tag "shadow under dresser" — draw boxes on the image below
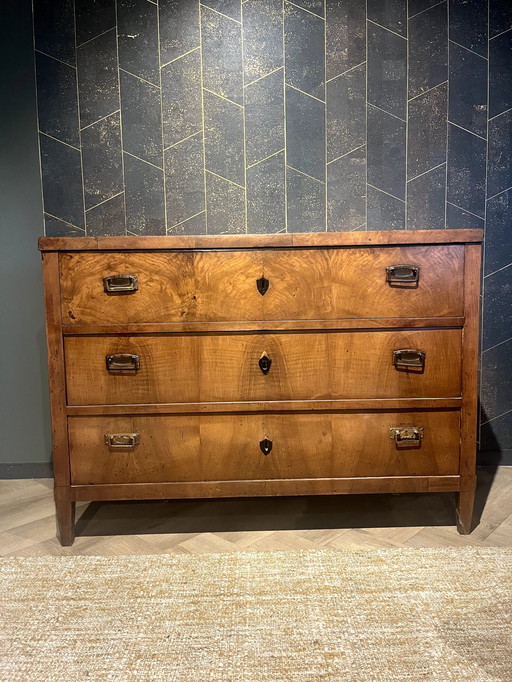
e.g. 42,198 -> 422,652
39,229 -> 483,545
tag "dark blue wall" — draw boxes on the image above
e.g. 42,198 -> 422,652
0,1 -> 51,475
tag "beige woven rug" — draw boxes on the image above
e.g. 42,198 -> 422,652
1,548 -> 511,681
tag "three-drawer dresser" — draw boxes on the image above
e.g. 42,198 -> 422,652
39,229 -> 483,545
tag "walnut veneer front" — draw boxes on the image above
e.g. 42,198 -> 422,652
40,230 -> 483,545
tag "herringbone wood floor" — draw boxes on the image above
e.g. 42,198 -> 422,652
1,467 -> 511,556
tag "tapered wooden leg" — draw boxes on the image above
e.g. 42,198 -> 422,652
456,488 -> 475,535
54,487 -> 76,546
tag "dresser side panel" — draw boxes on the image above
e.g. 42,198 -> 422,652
41,251 -> 70,486
460,242 -> 482,486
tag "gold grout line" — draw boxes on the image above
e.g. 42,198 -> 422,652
286,164 -> 325,184
367,101 -> 406,123
323,0 -> 327,231
449,38 -> 488,61
206,168 -> 245,189
39,130 -> 80,151
31,13 -> 47,234
44,212 -> 85,231
200,3 -> 241,25
72,0 -> 87,234
481,335 -> 512,354
282,0 -> 288,232
199,3 -> 208,233
169,210 -> 206,229
35,48 -> 75,69
483,262 -> 512,279
448,119 -> 487,141
489,25 -> 512,41
327,144 -> 366,166
405,0 -> 409,229
245,66 -> 284,88
365,0 -> 369,231
480,407 -> 512,426
119,67 -> 160,89
285,0 -> 325,21
114,2 -> 128,235
444,0 -> 449,228
156,0 -> 169,235
325,60 -> 366,84
486,184 -> 512,202
408,80 -> 447,103
350,222 -> 366,231
478,0 -> 490,440
286,83 -> 325,103
246,148 -> 285,169
160,46 -> 201,69
367,18 -> 407,40
367,183 -> 406,203
241,0 -> 248,233
164,130 -> 203,151
446,201 -> 484,221
123,149 -> 164,170
408,0 -> 446,21
203,87 -> 243,108
85,191 -> 124,213
80,109 -> 120,131
488,106 -> 512,121
76,26 -> 117,49
407,162 -> 447,184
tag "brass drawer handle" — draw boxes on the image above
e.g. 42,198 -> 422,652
386,264 -> 420,283
259,352 -> 272,375
104,433 -> 140,448
260,438 -> 272,455
393,349 -> 425,370
106,353 -> 140,371
256,276 -> 269,296
103,274 -> 138,292
389,427 -> 424,447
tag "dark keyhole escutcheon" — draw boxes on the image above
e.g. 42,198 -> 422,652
260,439 -> 273,456
256,276 -> 269,296
259,353 -> 272,375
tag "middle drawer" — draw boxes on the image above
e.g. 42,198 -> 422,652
65,329 -> 461,405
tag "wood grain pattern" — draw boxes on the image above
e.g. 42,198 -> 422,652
68,411 -> 461,485
66,398 -> 463,416
38,228 -> 484,252
39,231 -> 483,544
62,318 -> 465,334
41,253 -> 70,487
60,246 -> 464,325
70,475 -> 462,501
457,243 -> 483,533
64,329 -> 463,405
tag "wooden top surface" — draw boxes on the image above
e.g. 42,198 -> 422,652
39,229 -> 483,252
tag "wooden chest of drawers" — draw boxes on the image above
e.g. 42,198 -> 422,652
39,230 -> 482,545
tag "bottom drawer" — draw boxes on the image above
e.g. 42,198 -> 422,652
69,411 -> 460,485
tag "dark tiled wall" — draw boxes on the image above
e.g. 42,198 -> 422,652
33,0 -> 511,452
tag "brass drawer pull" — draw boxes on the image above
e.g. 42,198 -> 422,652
386,264 -> 420,283
103,274 -> 138,292
389,427 -> 424,447
104,433 -> 140,448
106,353 -> 140,371
393,349 -> 425,370
256,276 -> 269,296
258,352 -> 272,375
260,438 -> 273,455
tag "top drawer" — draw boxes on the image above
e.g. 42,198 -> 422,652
59,245 -> 464,325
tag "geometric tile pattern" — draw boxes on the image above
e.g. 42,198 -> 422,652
33,0 -> 512,450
